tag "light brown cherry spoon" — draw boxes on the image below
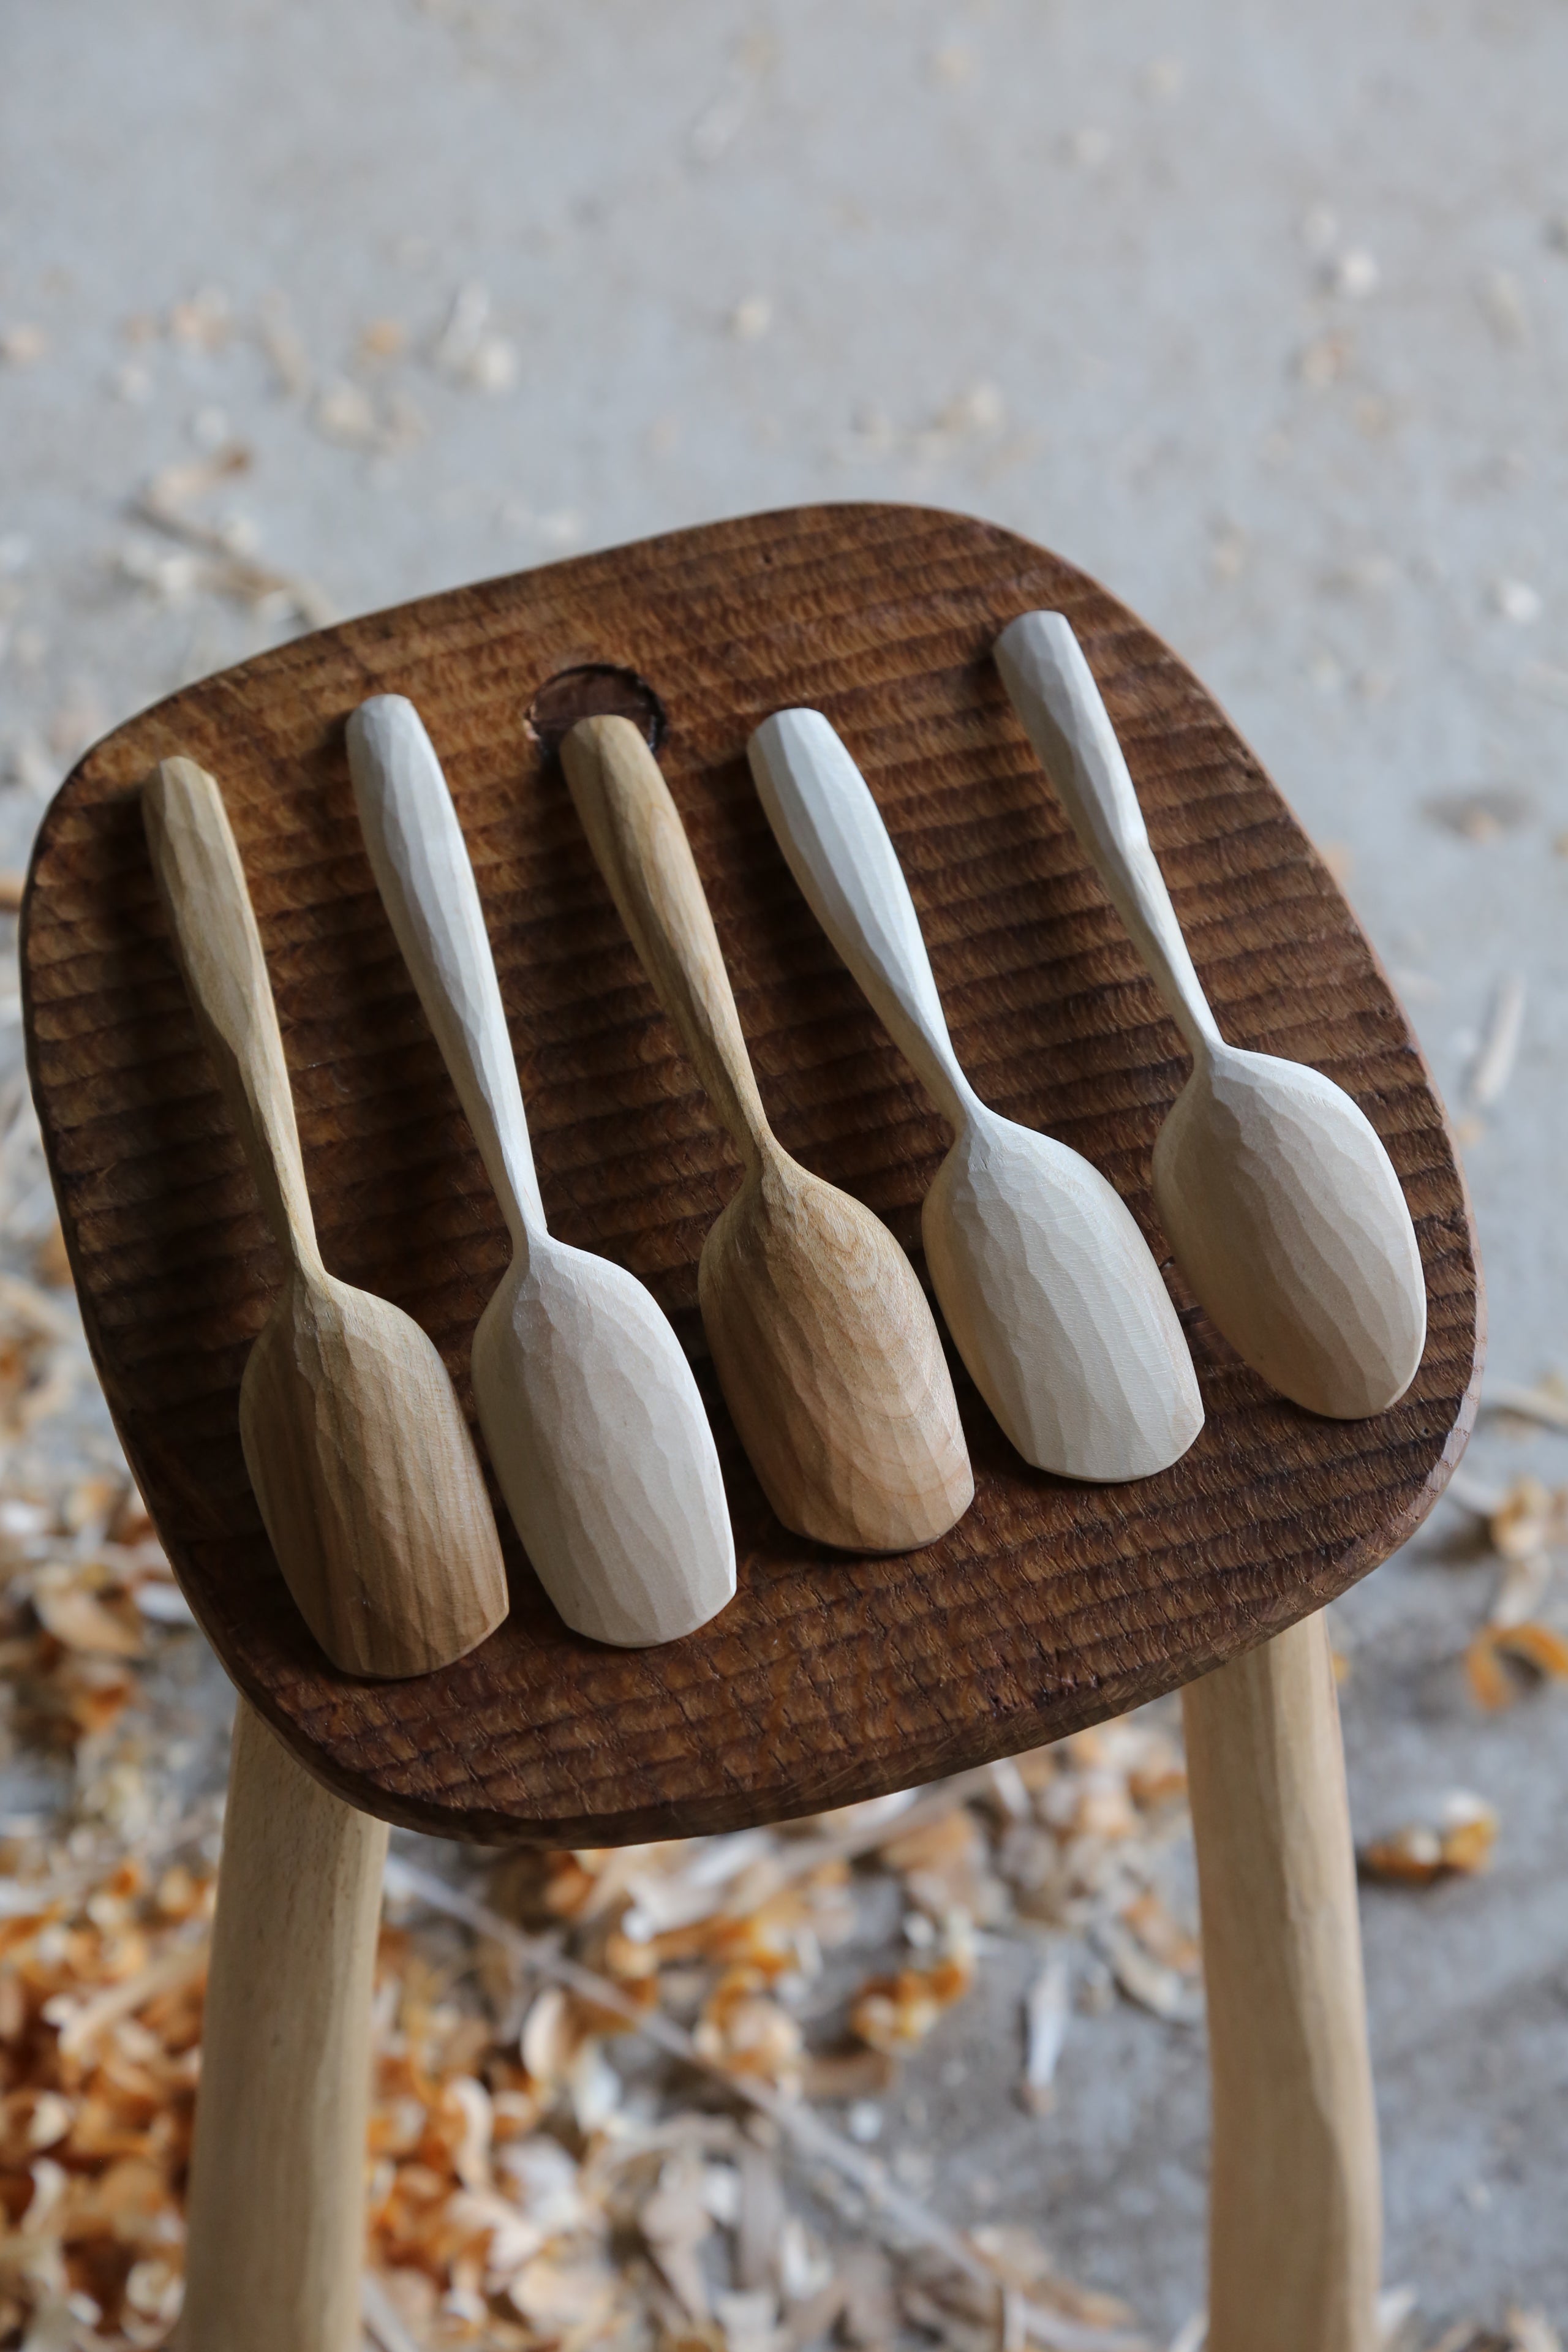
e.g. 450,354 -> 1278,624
562,715 -> 973,1553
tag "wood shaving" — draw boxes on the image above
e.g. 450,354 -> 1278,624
1485,1376 -> 1568,1436
0,326 -> 49,369
1425,2319 -> 1563,2352
1423,787 -> 1535,842
121,506 -> 334,630
1442,1472 -> 1568,1708
1485,1474 -> 1568,1564
1469,974 -> 1526,1109
166,288 -> 232,350
256,293 -> 312,401
1478,270 -> 1530,348
432,284 -> 517,393
850,1931 -> 976,2054
1465,1619 -> 1568,1711
1020,1950 -> 1070,2114
1359,1794 -> 1499,1886
386,1861 -> 1148,2352
360,318 -> 409,363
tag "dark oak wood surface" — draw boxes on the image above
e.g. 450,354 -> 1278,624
21,504 -> 1482,1845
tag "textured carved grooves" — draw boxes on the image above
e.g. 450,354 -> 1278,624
21,504 -> 1481,1845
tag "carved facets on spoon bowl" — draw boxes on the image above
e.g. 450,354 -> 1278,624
473,1239 -> 736,1648
923,1110 -> 1205,1481
698,1147 -> 974,1552
1152,1044 -> 1427,1419
239,1267 -> 507,1679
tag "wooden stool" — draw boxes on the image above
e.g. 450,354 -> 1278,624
22,506 -> 1479,2351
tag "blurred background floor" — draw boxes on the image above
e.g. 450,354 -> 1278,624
2,1 -> 1567,2340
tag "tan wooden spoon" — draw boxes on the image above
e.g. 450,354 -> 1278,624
995,610 -> 1427,1417
141,756 -> 508,1677
561,714 -> 974,1553
347,695 -> 736,1648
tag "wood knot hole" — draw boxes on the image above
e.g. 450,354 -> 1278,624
525,664 -> 667,756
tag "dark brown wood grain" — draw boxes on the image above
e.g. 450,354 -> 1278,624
21,503 -> 1482,1845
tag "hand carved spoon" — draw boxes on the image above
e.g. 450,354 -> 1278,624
561,714 -> 973,1552
142,756 -> 508,1678
748,710 -> 1204,1482
994,609 -> 1426,1417
347,696 -> 736,1647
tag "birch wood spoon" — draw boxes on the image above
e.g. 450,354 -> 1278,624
748,710 -> 1204,1482
561,714 -> 973,1553
141,756 -> 508,1678
347,695 -> 736,1648
995,609 -> 1427,1418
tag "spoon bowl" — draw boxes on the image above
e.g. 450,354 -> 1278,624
473,1239 -> 736,1646
701,1144 -> 973,1551
241,1264 -> 507,1674
1153,1042 -> 1426,1419
925,1107 -> 1205,1480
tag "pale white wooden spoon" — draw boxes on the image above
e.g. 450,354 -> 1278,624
347,695 -> 736,1647
748,710 -> 1204,1483
994,610 -> 1427,1419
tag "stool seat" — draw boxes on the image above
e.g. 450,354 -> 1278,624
21,503 -> 1479,1844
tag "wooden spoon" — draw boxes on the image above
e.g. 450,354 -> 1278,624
994,609 -> 1427,1418
748,710 -> 1204,1482
560,714 -> 974,1553
346,695 -> 736,1648
141,756 -> 508,1678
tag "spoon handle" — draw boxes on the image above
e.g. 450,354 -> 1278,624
747,709 -> 973,1129
142,758 -> 323,1274
562,717 -> 771,1169
347,696 -> 546,1250
995,612 -> 1223,1058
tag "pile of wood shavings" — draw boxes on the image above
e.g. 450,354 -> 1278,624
0,1714 -> 1193,2349
0,1025 -> 1187,2346
1442,1466 -> 1568,1713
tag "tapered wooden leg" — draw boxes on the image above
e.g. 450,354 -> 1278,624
177,1700 -> 389,2352
1182,1613 -> 1381,2352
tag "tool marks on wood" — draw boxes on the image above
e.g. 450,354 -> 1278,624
698,1148 -> 974,1553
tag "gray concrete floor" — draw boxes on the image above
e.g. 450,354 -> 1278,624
4,0 -> 1568,2335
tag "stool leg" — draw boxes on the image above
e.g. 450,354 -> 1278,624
176,1699 -> 389,2352
1182,1611 -> 1381,2352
